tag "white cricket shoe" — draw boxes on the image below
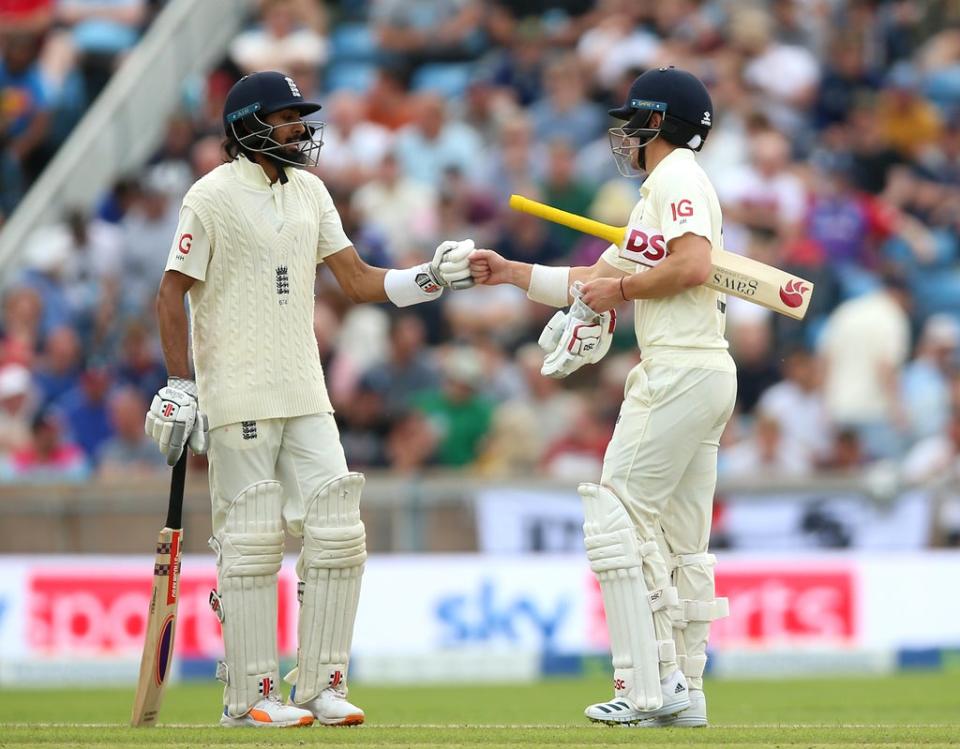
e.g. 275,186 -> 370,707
290,684 -> 365,726
219,695 -> 314,728
654,687 -> 707,727
584,670 -> 690,725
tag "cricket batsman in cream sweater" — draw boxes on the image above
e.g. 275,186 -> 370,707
470,67 -> 735,727
145,72 -> 474,728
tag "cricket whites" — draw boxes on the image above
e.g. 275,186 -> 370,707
509,194 -> 814,319
130,451 -> 188,727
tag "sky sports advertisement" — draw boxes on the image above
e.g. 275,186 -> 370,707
0,553 -> 957,684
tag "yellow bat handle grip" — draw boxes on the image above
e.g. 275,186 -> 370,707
508,194 -> 626,246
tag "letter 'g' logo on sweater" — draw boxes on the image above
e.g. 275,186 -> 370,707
178,234 -> 192,254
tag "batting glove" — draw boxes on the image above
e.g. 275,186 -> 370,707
429,239 -> 476,290
145,377 -> 208,465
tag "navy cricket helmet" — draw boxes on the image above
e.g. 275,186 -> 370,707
608,66 -> 713,176
222,71 -> 325,170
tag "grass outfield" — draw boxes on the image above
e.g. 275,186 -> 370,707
1,671 -> 959,748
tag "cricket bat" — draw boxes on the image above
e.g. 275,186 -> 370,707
509,194 -> 814,320
130,451 -> 188,727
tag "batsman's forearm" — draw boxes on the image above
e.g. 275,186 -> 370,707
622,253 -> 707,300
156,291 -> 192,380
506,260 -> 533,290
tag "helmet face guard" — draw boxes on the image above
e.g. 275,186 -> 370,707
227,104 -> 325,169
608,99 -> 667,177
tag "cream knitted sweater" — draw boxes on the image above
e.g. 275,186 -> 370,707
180,160 -> 347,429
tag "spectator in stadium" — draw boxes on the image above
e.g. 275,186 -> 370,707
721,411 -> 811,477
120,168 -> 181,313
394,93 -> 482,188
902,406 -> 960,546
114,320 -> 166,403
876,63 -> 944,160
384,409 -> 438,473
901,314 -> 960,443
56,0 -> 147,99
0,410 -> 89,483
362,66 -> 416,132
230,0 -> 328,76
528,54 -> 605,149
350,150 -> 437,261
361,313 -> 440,415
56,363 -> 113,464
335,374 -> 391,469
317,91 -> 393,191
541,399 -> 610,480
97,386 -> 166,478
32,325 -> 83,407
414,346 -> 493,467
0,29 -> 52,213
819,274 -> 912,458
718,128 -> 807,246
0,363 -> 34,453
0,286 -> 42,366
756,347 -> 830,467
540,137 -> 594,253
372,0 -> 484,66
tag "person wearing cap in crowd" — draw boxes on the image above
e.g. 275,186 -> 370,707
144,70 -> 476,728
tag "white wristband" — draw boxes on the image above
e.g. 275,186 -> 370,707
384,264 -> 443,307
527,264 -> 571,308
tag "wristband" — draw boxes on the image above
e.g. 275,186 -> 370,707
384,264 -> 444,307
527,264 -> 571,308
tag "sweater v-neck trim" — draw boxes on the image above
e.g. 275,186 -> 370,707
230,157 -> 298,239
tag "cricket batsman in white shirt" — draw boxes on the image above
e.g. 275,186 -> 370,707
470,67 -> 735,727
144,71 -> 474,728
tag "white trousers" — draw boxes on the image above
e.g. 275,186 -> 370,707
208,412 -> 349,538
600,356 -> 736,688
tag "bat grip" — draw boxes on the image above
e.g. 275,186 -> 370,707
165,451 -> 188,530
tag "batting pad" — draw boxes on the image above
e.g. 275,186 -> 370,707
671,552 -> 728,688
210,480 -> 285,717
289,472 -> 367,704
580,483 -> 676,711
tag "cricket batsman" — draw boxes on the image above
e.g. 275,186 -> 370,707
145,71 -> 474,728
470,67 -> 735,726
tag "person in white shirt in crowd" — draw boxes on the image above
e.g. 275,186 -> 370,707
720,410 -> 811,478
901,314 -> 960,443
756,347 -> 831,466
229,0 -> 328,75
145,71 -> 474,729
818,274 -> 912,459
316,91 -> 393,191
394,93 -> 483,188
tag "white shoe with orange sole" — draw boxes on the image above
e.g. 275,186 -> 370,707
290,685 -> 365,726
219,695 -> 315,728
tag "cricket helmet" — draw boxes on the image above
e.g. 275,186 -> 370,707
608,66 -> 713,176
222,71 -> 325,170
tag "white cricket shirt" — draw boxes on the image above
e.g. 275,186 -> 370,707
164,156 -> 351,429
600,148 -> 732,366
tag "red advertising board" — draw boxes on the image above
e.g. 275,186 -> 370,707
587,565 -> 856,647
27,569 -> 296,657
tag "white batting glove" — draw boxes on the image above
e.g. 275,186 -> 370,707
540,285 -> 616,379
429,239 -> 476,290
144,377 -> 208,465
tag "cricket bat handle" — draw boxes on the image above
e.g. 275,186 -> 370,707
509,194 -> 626,246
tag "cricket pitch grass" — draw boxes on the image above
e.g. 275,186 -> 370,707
1,671 -> 958,748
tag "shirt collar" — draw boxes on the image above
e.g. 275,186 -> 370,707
639,148 -> 695,197
232,155 -> 275,188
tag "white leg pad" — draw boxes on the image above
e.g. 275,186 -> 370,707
671,551 -> 727,689
210,480 -> 285,717
580,483 -> 675,711
289,473 -> 367,704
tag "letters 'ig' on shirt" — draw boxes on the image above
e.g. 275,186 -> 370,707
164,156 -> 351,429
600,148 -> 731,363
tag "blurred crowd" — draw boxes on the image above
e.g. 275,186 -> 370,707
2,0 -> 960,542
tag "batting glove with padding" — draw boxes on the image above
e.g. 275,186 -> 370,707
429,239 -> 476,290
145,377 -> 209,465
539,284 -> 616,379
